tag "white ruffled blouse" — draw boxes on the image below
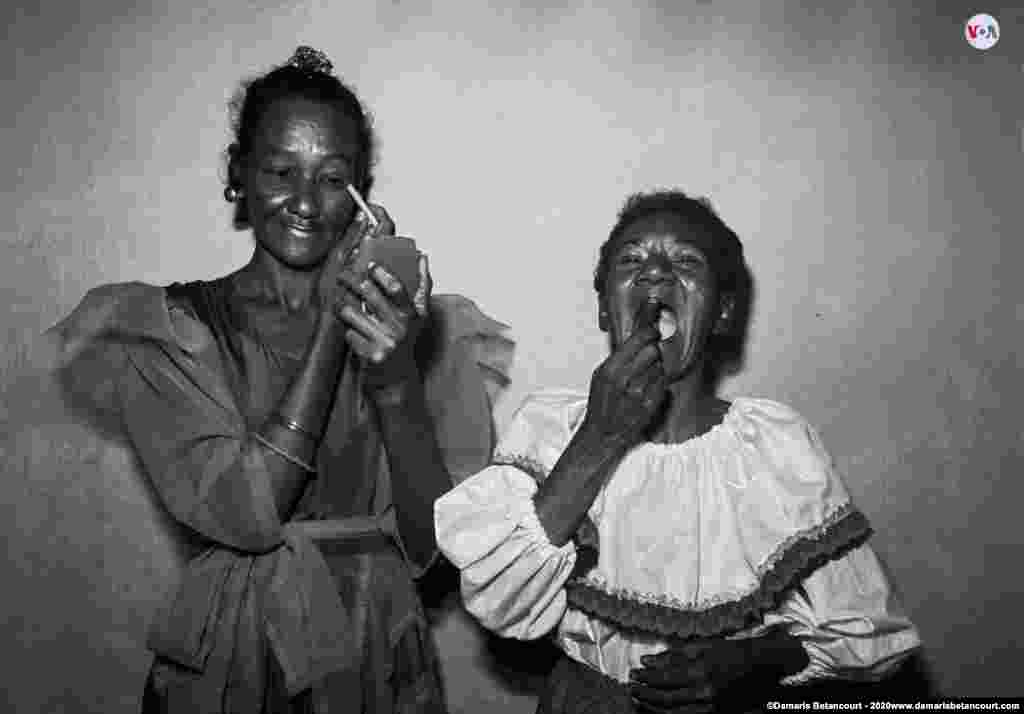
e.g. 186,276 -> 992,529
435,391 -> 920,685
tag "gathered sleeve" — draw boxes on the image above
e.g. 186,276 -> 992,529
737,401 -> 922,684
50,282 -> 283,553
421,294 -> 515,485
765,542 -> 921,684
435,392 -> 587,639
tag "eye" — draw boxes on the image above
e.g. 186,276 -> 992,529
261,165 -> 293,179
672,254 -> 704,268
320,174 -> 347,187
616,253 -> 643,266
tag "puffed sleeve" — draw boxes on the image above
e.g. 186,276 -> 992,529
765,542 -> 921,684
434,391 -> 587,639
51,283 -> 284,553
741,401 -> 922,683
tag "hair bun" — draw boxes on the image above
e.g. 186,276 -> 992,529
287,46 -> 334,76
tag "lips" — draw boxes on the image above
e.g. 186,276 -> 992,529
283,219 -> 319,235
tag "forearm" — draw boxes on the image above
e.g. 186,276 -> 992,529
370,374 -> 452,569
532,425 -> 630,547
256,310 -> 348,520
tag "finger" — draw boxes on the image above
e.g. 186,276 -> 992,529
337,211 -> 374,264
337,304 -> 397,357
632,700 -> 713,714
607,324 -> 661,370
639,650 -> 674,668
639,644 -> 707,669
413,254 -> 431,317
614,344 -> 662,393
641,369 -> 670,408
343,328 -> 388,364
369,262 -> 413,312
366,204 -> 396,237
338,270 -> 405,332
630,682 -> 713,706
630,663 -> 703,689
627,344 -> 664,381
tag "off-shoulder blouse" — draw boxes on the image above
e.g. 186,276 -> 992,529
435,390 -> 920,686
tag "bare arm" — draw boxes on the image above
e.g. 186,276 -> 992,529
335,227 -> 452,571
533,324 -> 667,547
254,309 -> 349,520
369,376 -> 453,569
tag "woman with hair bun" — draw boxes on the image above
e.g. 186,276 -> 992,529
47,46 -> 512,713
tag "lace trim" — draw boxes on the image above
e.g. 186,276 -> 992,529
565,504 -> 872,638
492,452 -> 549,484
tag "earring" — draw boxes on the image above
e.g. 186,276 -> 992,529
223,185 -> 243,203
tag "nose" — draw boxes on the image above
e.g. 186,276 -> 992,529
635,253 -> 673,286
286,176 -> 319,219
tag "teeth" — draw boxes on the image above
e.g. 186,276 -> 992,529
657,309 -> 678,341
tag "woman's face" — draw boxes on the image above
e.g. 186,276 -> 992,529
602,212 -> 722,381
240,96 -> 361,270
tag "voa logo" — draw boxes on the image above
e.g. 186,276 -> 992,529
965,13 -> 999,50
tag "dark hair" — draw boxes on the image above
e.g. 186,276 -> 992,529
224,46 -> 377,229
595,189 -> 754,377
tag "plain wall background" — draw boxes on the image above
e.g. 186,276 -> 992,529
1,1 -> 1021,711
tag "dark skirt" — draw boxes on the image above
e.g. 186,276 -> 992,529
536,653 -> 771,714
536,655 -> 635,714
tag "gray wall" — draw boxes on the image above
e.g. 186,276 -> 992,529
1,1 -> 1020,711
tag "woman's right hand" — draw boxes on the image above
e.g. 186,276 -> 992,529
580,325 -> 668,447
317,204 -> 396,319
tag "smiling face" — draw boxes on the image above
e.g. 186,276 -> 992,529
601,211 -> 727,381
237,96 -> 361,270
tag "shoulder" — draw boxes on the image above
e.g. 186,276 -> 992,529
728,397 -> 812,432
725,396 -> 853,504
510,389 -> 589,438
55,281 -> 213,354
726,397 -> 831,455
493,389 -> 588,479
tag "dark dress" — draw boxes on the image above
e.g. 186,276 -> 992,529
50,278 -> 512,714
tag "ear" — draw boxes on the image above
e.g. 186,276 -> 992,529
355,154 -> 373,198
227,143 -> 244,189
598,296 -> 610,333
712,293 -> 736,336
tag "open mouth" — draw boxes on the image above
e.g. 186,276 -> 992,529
635,300 -> 679,342
656,306 -> 678,342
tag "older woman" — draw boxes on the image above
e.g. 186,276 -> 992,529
48,47 -> 511,713
435,190 -> 920,713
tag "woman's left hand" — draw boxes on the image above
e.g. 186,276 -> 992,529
628,638 -> 760,713
336,236 -> 432,392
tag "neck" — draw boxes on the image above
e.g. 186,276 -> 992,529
648,362 -> 723,444
233,248 -> 321,313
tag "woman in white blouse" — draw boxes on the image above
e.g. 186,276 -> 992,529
435,190 -> 920,713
